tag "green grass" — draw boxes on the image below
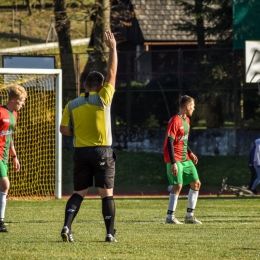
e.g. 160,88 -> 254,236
1,197 -> 260,259
0,2 -> 93,49
0,0 -> 94,6
62,150 -> 250,196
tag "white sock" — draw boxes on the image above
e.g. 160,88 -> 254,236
187,189 -> 199,217
167,193 -> 179,218
0,191 -> 7,220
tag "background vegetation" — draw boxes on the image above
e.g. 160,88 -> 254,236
0,0 -> 93,48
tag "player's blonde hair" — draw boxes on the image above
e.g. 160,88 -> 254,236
8,85 -> 28,100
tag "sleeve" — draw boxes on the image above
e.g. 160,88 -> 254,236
255,145 -> 260,166
166,116 -> 179,140
98,82 -> 115,105
60,103 -> 71,126
167,137 -> 176,164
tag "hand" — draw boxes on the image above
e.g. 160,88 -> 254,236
13,157 -> 20,171
104,31 -> 116,49
171,163 -> 178,176
190,153 -> 198,165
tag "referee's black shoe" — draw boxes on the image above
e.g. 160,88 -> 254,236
61,226 -> 75,242
105,229 -> 117,242
105,234 -> 117,242
0,221 -> 8,232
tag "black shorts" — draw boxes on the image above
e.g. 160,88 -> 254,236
73,146 -> 116,191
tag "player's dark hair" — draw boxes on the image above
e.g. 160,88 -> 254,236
179,95 -> 194,108
85,71 -> 104,89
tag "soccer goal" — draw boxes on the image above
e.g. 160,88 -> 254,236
0,68 -> 62,199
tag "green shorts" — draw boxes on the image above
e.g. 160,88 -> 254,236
166,160 -> 199,186
0,160 -> 8,178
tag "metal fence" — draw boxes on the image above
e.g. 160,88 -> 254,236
1,48 -> 259,130
113,48 -> 259,130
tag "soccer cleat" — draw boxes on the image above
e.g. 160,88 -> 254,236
61,226 -> 75,242
184,216 -> 202,224
165,217 -> 183,224
105,234 -> 117,242
0,221 -> 8,232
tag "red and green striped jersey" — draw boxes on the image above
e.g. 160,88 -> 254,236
0,106 -> 17,162
163,114 -> 191,163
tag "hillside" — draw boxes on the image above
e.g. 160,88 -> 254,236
0,0 -> 93,51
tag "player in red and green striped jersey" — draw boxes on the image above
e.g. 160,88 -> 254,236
0,85 -> 27,232
163,95 -> 202,224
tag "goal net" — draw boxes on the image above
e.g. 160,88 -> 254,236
0,68 -> 62,199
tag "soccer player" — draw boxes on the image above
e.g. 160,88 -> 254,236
248,141 -> 258,194
59,30 -> 118,242
163,95 -> 202,224
0,85 -> 27,232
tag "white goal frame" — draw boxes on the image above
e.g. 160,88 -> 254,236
0,68 -> 62,199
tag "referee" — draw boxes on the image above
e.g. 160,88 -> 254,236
60,31 -> 118,242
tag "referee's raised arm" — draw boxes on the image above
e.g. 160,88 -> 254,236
104,31 -> 118,88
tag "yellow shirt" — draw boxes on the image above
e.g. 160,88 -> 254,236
60,82 -> 115,147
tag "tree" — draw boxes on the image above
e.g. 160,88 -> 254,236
25,0 -> 33,16
80,0 -> 132,84
174,0 -> 233,48
172,0 -> 234,128
54,0 -> 76,103
174,0 -> 209,49
90,0 -> 111,76
206,0 -> 232,47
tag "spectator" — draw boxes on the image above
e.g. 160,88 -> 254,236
248,142 -> 257,192
250,139 -> 260,195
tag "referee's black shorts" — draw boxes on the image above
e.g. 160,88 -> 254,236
73,146 -> 116,191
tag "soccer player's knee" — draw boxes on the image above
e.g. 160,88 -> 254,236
194,180 -> 201,190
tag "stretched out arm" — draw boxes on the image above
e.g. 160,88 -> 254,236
104,31 -> 118,87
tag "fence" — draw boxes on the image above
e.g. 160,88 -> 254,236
63,128 -> 260,156
1,49 -> 259,130
113,48 -> 259,130
62,48 -> 258,131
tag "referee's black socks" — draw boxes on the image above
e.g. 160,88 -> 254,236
102,196 -> 115,236
63,193 -> 83,230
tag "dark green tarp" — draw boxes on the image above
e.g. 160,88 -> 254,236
233,0 -> 260,49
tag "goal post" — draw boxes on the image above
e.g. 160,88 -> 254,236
0,68 -> 62,199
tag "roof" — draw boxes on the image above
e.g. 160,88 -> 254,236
131,0 -> 210,42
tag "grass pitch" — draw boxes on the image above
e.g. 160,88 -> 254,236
1,197 -> 260,260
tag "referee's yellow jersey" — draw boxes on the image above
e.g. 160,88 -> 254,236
60,82 -> 115,147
